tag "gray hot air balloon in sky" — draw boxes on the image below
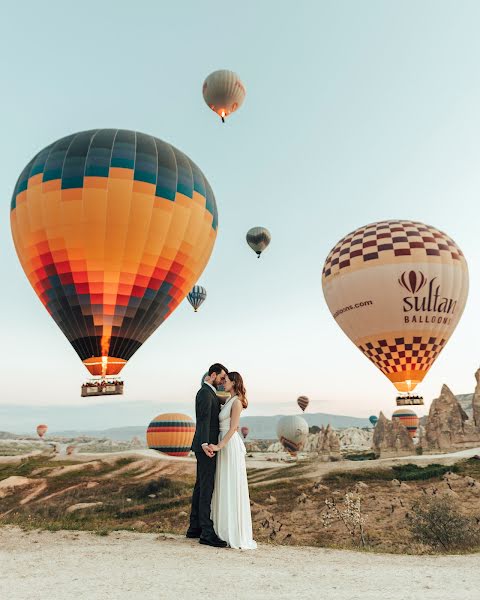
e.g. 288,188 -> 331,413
202,70 -> 246,123
276,415 -> 308,456
246,227 -> 271,258
187,285 -> 207,312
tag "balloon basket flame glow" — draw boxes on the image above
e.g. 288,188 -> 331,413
396,395 -> 424,406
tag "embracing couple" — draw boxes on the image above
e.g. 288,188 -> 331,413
187,363 -> 257,550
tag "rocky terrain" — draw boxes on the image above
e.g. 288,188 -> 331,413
372,412 -> 415,457
1,450 -> 479,553
424,383 -> 480,451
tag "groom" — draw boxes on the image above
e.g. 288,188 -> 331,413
187,363 -> 228,547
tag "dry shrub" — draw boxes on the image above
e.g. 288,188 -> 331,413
408,495 -> 480,551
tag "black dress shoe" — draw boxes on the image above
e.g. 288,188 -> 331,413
186,528 -> 202,538
199,534 -> 227,548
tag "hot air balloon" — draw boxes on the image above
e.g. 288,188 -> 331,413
297,396 -> 309,412
276,415 -> 308,456
322,220 -> 468,405
188,285 -> 207,312
392,408 -> 419,438
246,227 -> 271,258
10,130 -> 218,392
36,424 -> 48,439
369,415 -> 378,427
66,445 -> 75,455
202,70 -> 246,123
146,413 -> 195,457
241,426 -> 249,439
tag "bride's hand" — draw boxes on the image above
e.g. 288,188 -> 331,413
208,444 -> 220,452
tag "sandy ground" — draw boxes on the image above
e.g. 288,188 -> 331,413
0,527 -> 479,600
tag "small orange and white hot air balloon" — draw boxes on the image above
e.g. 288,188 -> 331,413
202,70 -> 246,123
322,220 -> 468,403
36,424 -> 48,439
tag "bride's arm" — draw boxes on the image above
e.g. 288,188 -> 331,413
211,400 -> 242,451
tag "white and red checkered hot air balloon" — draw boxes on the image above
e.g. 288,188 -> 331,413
322,220 -> 468,404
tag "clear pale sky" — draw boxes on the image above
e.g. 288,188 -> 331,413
1,1 -> 480,432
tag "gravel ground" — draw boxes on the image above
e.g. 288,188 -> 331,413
1,526 -> 479,600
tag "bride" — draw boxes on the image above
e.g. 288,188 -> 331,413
209,372 -> 257,550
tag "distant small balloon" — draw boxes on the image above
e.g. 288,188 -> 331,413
246,227 -> 271,258
369,415 -> 378,427
241,426 -> 249,439
297,396 -> 309,412
188,286 -> 207,312
36,424 -> 48,439
203,70 -> 246,123
66,445 -> 75,455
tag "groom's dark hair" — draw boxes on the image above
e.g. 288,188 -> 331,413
208,363 -> 228,376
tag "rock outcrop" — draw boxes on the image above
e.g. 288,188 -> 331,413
338,427 -> 373,449
473,369 -> 480,428
372,412 -> 415,457
267,426 -> 341,460
424,384 -> 480,452
316,425 -> 341,461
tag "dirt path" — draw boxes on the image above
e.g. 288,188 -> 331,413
1,527 -> 479,600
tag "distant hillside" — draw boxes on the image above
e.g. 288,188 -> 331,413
52,413 -> 371,441
238,413 -> 370,440
0,431 -> 23,440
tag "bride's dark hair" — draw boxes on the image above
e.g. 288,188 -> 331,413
228,372 -> 248,409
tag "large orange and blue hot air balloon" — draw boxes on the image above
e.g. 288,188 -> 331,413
146,413 -> 195,457
10,130 -> 218,379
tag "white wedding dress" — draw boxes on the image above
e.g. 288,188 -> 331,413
211,396 -> 257,550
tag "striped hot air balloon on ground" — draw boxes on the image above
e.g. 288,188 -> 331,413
202,70 -> 246,122
10,130 -> 218,383
146,413 -> 195,457
188,286 -> 207,312
392,409 -> 419,438
276,415 -> 308,456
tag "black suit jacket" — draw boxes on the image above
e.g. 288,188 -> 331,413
191,383 -> 220,452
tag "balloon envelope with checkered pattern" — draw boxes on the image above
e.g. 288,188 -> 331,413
322,220 -> 468,394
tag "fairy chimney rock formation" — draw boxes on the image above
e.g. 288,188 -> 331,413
424,384 -> 480,451
372,411 -> 415,457
317,425 -> 341,461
